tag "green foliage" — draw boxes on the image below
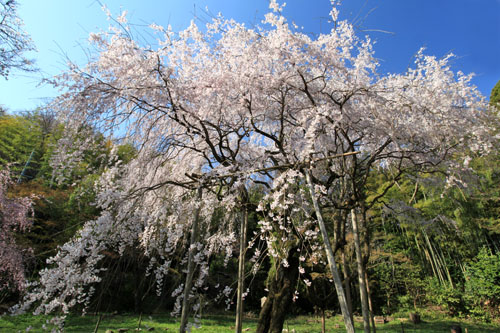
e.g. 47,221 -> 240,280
365,158 -> 500,319
115,143 -> 137,164
0,114 -> 41,176
468,155 -> 500,244
370,240 -> 427,314
490,79 -> 500,109
66,174 -> 100,223
0,111 -> 60,182
11,180 -> 91,275
425,278 -> 464,316
464,248 -> 500,320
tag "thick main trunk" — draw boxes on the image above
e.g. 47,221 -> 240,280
179,186 -> 203,333
352,209 -> 371,333
256,247 -> 300,333
305,170 -> 355,333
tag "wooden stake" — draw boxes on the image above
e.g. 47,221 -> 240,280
305,169 -> 355,333
179,185 -> 203,333
235,190 -> 248,333
93,313 -> 102,333
352,209 -> 371,333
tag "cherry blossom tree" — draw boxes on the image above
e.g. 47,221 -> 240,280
15,1 -> 498,333
0,0 -> 35,78
0,167 -> 33,299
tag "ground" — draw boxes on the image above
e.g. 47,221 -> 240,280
1,312 -> 499,332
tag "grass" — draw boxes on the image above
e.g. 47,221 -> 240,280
0,312 -> 499,332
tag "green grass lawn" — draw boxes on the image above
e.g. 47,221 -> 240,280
0,313 -> 499,332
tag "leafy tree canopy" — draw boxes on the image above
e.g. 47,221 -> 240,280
490,80 -> 500,109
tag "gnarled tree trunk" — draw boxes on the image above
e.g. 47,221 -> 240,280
256,246 -> 300,333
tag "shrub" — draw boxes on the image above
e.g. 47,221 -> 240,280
425,278 -> 464,316
464,248 -> 500,320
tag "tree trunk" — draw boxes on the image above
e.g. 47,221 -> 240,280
179,186 -> 203,333
351,209 -> 371,333
305,169 -> 355,333
365,271 -> 376,333
256,247 -> 300,333
341,249 -> 354,324
235,190 -> 248,333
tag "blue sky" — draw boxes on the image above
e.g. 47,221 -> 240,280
1,0 -> 499,112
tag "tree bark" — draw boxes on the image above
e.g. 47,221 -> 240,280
179,186 -> 203,333
256,247 -> 300,333
305,169 -> 355,333
352,208 -> 371,333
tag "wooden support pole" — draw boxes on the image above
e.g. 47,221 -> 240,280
235,190 -> 248,333
179,185 -> 203,333
305,169 -> 355,333
352,209 -> 371,333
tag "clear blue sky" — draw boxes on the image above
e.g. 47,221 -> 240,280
1,0 -> 499,112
